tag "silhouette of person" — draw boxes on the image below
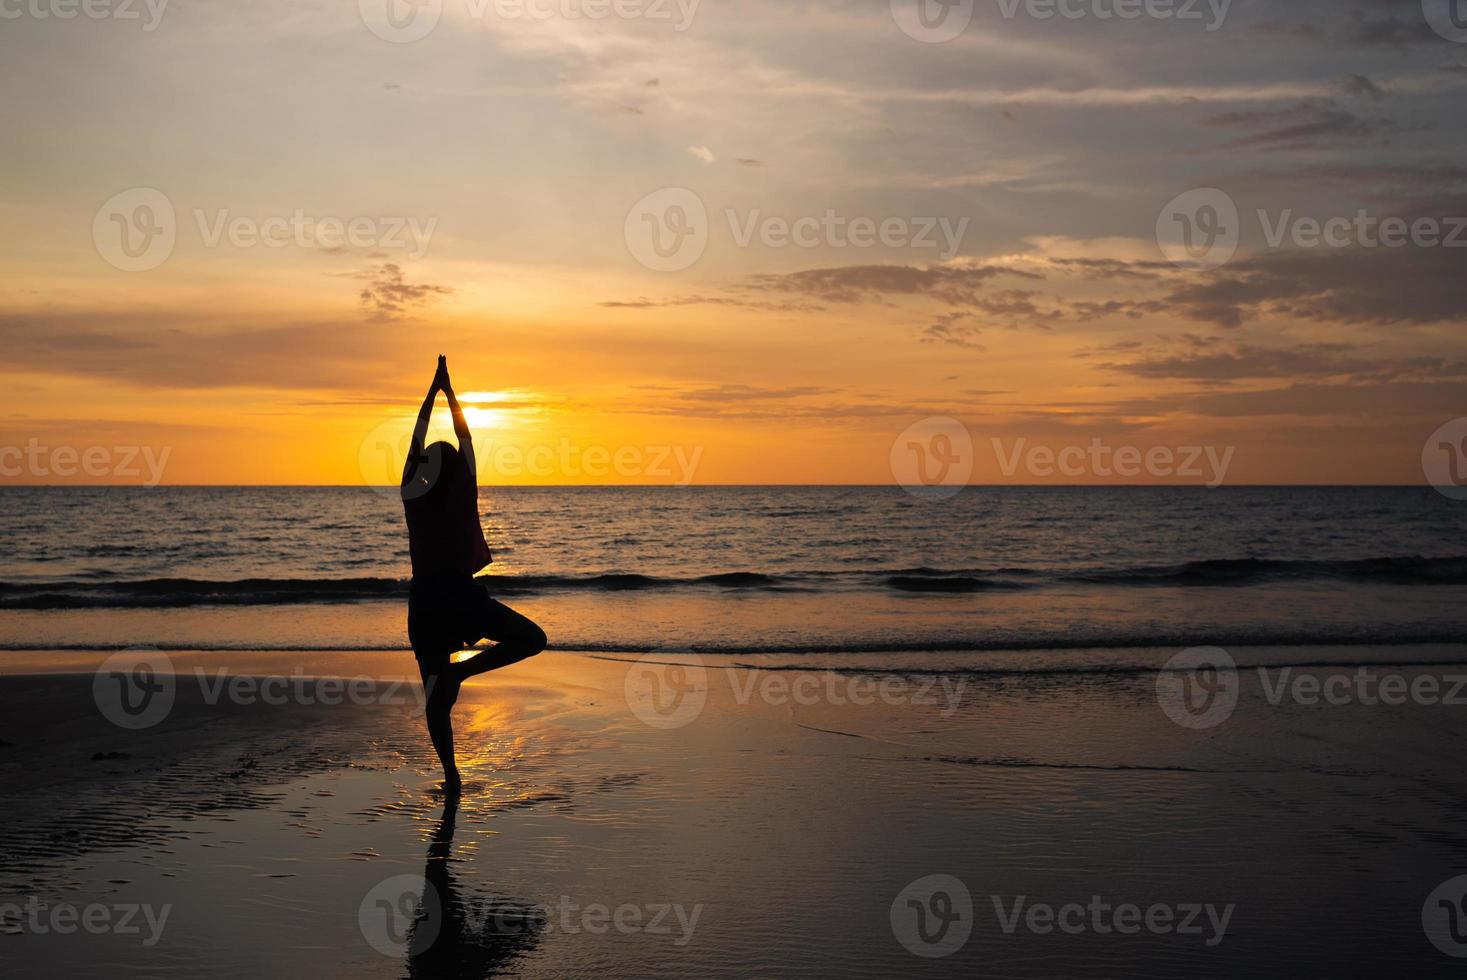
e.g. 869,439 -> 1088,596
403,355 -> 546,794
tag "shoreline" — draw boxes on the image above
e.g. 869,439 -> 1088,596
5,648 -> 1467,976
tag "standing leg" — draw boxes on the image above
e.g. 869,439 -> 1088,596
455,598 -> 547,682
417,658 -> 463,793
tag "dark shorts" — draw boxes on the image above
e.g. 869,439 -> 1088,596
408,574 -> 524,661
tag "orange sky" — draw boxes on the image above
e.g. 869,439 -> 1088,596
3,2 -> 1465,486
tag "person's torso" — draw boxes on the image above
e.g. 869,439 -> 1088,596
403,478 -> 492,578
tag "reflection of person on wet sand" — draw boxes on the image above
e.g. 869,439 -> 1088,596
408,796 -> 540,978
403,356 -> 547,794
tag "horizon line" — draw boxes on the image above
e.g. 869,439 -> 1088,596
0,483 -> 1445,490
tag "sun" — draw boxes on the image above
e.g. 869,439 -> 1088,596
462,406 -> 508,429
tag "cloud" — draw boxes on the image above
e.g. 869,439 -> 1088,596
349,263 -> 453,321
741,263 -> 1041,306
1098,342 -> 1376,382
1164,245 -> 1467,328
1179,381 -> 1467,419
1047,257 -> 1171,281
1200,100 -> 1398,150
673,384 -> 832,402
687,145 -> 716,165
598,295 -> 824,313
1334,73 -> 1387,100
1252,1 -> 1441,48
1228,164 -> 1467,195
0,314 -> 414,391
922,312 -> 984,349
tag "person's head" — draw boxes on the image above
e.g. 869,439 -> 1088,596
407,441 -> 468,505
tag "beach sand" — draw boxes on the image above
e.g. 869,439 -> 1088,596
3,646 -> 1467,977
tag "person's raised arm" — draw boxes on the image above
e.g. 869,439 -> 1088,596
401,356 -> 448,493
440,359 -> 477,483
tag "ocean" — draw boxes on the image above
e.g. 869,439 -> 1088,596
6,485 -> 1467,978
3,485 -> 1466,661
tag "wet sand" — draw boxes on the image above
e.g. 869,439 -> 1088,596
3,647 -> 1467,977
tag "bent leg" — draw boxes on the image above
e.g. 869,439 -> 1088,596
417,658 -> 462,791
455,598 -> 547,682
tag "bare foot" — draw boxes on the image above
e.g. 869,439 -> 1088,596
443,770 -> 463,796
